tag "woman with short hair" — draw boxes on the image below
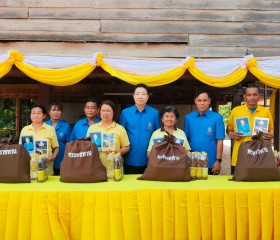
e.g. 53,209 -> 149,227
45,102 -> 71,176
147,105 -> 191,155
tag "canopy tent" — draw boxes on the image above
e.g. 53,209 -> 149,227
1,50 -> 280,88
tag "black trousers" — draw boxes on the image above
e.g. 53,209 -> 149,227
53,168 -> 60,176
231,166 -> 235,175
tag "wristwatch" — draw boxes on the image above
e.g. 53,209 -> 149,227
216,158 -> 222,163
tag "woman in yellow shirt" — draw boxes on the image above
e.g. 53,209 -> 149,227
19,103 -> 59,176
147,105 -> 191,154
87,100 -> 130,166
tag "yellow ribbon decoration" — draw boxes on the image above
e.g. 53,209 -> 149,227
0,50 -> 23,78
8,50 -> 23,64
96,53 -> 104,67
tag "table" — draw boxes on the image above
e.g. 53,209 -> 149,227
1,175 -> 280,240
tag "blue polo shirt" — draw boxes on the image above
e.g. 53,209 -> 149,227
70,117 -> 100,141
183,109 -> 225,168
45,119 -> 72,169
119,105 -> 160,166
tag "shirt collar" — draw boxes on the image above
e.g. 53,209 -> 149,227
46,119 -> 62,127
160,126 -> 177,132
195,109 -> 211,118
134,105 -> 147,113
82,117 -> 100,126
97,121 -> 116,129
27,123 -> 48,130
244,104 -> 260,112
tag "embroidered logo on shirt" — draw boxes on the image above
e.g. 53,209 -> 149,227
59,132 -> 64,139
147,122 -> 152,130
207,127 -> 212,135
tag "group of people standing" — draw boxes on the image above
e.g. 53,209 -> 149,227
19,83 -> 274,176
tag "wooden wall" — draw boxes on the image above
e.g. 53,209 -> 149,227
0,0 -> 280,58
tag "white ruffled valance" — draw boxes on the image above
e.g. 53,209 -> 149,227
0,50 -> 279,89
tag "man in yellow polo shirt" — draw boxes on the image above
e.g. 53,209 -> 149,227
226,85 -> 274,174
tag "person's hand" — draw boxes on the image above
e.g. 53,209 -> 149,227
212,161 -> 221,175
106,149 -> 114,154
228,131 -> 244,140
261,132 -> 274,140
46,156 -> 54,162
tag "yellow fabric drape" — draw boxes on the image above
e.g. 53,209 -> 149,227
15,61 -> 95,86
247,58 -> 280,88
188,58 -> 248,88
1,50 -> 280,89
0,61 -> 13,78
4,50 -> 96,86
1,175 -> 280,240
99,56 -> 191,87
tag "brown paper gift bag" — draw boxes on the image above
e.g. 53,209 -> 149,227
233,133 -> 280,181
138,133 -> 191,182
60,138 -> 107,183
0,137 -> 31,183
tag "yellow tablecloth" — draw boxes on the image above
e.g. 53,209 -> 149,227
1,175 -> 280,240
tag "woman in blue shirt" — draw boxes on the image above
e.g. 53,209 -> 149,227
45,102 -> 71,176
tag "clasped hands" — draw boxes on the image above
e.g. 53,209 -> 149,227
229,131 -> 273,140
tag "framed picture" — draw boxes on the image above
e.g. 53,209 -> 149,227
102,132 -> 115,152
153,137 -> 163,144
175,137 -> 185,145
35,139 -> 48,156
21,135 -> 35,154
235,117 -> 251,136
89,131 -> 102,151
253,117 -> 269,135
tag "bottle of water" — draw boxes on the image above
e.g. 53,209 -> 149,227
106,152 -> 115,181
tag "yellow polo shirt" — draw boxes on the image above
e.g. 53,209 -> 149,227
19,123 -> 59,175
227,104 -> 274,166
87,121 -> 130,166
147,128 -> 191,152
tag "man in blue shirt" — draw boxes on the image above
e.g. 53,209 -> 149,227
119,84 -> 160,174
45,102 -> 71,175
70,99 -> 100,141
184,91 -> 225,175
